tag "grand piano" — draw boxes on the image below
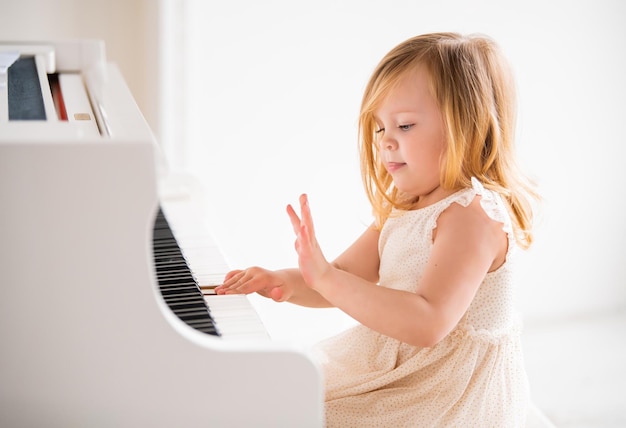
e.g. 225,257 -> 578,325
0,40 -> 323,427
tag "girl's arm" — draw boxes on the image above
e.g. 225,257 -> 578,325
219,267 -> 332,307
289,193 -> 507,348
215,217 -> 381,308
331,223 -> 380,284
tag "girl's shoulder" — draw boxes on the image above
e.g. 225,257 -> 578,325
461,178 -> 512,232
434,178 -> 513,272
386,178 -> 513,236
421,178 -> 514,241
433,179 -> 515,265
428,178 -> 511,227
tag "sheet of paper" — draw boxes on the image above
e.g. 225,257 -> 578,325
0,51 -> 19,88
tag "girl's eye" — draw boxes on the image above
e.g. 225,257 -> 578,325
375,128 -> 385,134
399,124 -> 414,131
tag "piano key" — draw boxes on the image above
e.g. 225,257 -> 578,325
155,202 -> 269,341
203,294 -> 270,339
153,208 -> 219,336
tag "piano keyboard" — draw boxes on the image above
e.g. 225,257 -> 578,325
153,203 -> 269,340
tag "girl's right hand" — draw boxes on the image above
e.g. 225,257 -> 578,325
215,267 -> 291,302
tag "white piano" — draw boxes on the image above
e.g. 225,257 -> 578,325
0,40 -> 323,427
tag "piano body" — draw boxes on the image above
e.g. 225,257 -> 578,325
0,40 -> 323,427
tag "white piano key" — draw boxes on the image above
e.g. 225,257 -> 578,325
204,295 -> 269,340
159,193 -> 269,340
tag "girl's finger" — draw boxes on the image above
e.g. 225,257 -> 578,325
222,270 -> 245,286
286,203 -> 302,235
216,270 -> 246,294
223,270 -> 243,282
269,286 -> 285,302
223,274 -> 252,294
299,194 -> 315,238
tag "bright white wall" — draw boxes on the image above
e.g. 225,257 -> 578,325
2,0 -> 624,341
180,0 -> 626,336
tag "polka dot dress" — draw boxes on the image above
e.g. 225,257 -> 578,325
314,179 -> 530,427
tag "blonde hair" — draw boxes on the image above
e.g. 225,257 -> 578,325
359,32 -> 538,249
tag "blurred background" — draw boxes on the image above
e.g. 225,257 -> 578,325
1,0 -> 624,426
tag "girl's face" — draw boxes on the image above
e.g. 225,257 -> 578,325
374,67 -> 448,207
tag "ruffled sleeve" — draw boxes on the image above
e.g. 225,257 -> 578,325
431,177 -> 513,238
470,177 -> 513,236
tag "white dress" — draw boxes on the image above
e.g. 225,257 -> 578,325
314,178 -> 530,427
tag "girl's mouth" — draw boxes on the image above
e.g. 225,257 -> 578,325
385,162 -> 406,173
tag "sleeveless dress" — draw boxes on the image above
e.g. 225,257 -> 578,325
314,178 -> 530,427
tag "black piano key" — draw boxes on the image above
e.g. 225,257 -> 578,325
156,279 -> 194,287
152,208 -> 220,336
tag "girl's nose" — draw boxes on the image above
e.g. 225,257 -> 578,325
380,134 -> 397,151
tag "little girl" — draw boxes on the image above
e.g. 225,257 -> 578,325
216,32 -> 538,427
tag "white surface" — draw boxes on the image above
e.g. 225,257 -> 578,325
0,41 -> 323,427
176,3 -> 626,425
522,309 -> 626,427
180,0 -> 626,326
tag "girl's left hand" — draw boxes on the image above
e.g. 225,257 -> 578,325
286,194 -> 332,289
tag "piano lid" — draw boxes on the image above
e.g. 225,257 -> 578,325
0,40 -> 153,144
